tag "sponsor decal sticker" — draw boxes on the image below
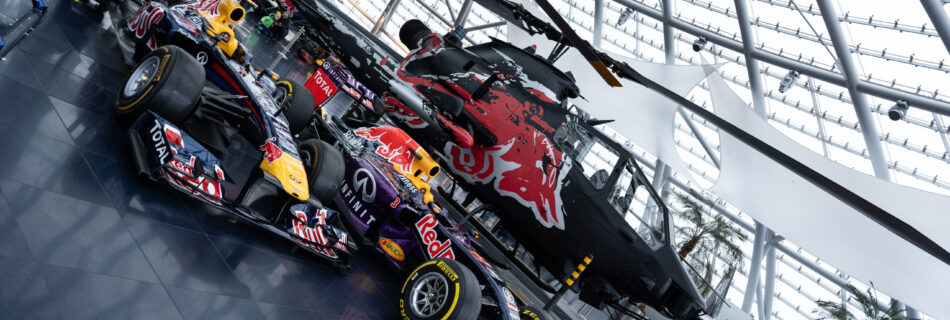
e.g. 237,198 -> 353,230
436,261 -> 459,282
260,137 -> 282,164
305,68 -> 338,106
292,209 -> 338,259
339,182 -> 376,226
503,288 -> 519,311
378,238 -> 405,261
163,124 -> 183,148
415,214 -> 455,260
149,120 -> 170,164
168,158 -> 193,176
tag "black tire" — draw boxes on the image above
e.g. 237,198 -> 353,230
399,19 -> 432,51
116,45 -> 204,124
276,79 -> 316,135
297,139 -> 345,204
519,305 -> 551,320
400,258 -> 481,320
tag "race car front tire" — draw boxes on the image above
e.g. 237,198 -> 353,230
400,258 -> 481,320
116,45 -> 204,125
276,79 -> 316,135
297,139 -> 345,204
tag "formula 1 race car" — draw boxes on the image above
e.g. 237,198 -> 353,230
115,0 -> 357,265
302,60 -> 550,320
291,1 -> 707,318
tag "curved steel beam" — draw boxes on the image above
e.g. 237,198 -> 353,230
615,0 -> 950,117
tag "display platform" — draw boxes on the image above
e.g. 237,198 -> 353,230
0,1 -> 404,318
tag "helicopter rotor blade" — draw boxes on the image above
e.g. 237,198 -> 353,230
532,0 -> 623,87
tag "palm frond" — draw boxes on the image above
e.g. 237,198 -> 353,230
814,299 -> 853,320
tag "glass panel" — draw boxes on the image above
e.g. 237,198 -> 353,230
556,121 -> 620,190
612,160 -> 667,250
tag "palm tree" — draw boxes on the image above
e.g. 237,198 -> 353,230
673,193 -> 747,261
672,192 -> 748,297
814,283 -> 918,320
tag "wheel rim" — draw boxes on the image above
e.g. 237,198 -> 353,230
410,273 -> 449,317
124,56 -> 161,98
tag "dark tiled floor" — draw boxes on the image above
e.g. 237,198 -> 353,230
0,1 -> 401,319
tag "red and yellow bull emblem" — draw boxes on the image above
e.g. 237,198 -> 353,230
355,126 -> 441,204
260,137 -> 282,165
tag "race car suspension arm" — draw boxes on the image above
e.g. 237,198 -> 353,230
200,86 -> 251,119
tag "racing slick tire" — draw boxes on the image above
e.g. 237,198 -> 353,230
297,139 -> 345,204
276,79 -> 316,135
519,305 -> 551,320
400,258 -> 481,320
116,45 -> 204,124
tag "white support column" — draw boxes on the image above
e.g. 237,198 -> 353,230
733,0 -> 769,119
920,0 -> 950,57
807,77 -> 832,157
815,0 -> 892,180
742,223 -> 767,313
762,231 -> 778,320
454,0 -> 474,29
593,0 -> 605,49
662,0 -> 676,63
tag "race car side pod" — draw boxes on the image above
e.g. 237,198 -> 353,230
0,0 -> 47,59
542,255 -> 593,311
436,186 -> 558,294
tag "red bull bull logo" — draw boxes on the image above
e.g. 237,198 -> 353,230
128,3 -> 164,39
354,126 -> 420,174
188,0 -> 221,16
393,35 -> 572,230
260,137 -> 282,165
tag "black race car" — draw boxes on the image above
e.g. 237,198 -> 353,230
115,0 -> 357,265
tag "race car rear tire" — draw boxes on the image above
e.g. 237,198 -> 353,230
276,79 -> 316,135
297,139 -> 345,204
519,305 -> 552,320
400,258 -> 481,320
116,45 -> 204,125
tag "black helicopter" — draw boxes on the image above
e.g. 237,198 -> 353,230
290,0 -> 708,318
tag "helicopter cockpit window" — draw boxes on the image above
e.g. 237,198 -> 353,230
556,121 -> 619,190
611,160 -> 668,250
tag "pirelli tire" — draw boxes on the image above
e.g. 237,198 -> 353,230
400,258 -> 481,320
518,305 -> 551,320
276,79 -> 316,135
297,139 -> 345,204
116,45 -> 204,124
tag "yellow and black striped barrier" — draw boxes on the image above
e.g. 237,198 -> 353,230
543,255 -> 594,311
564,255 -> 593,287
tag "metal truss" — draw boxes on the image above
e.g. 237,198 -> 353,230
561,4 -> 950,192
753,0 -> 941,38
683,0 -> 950,74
